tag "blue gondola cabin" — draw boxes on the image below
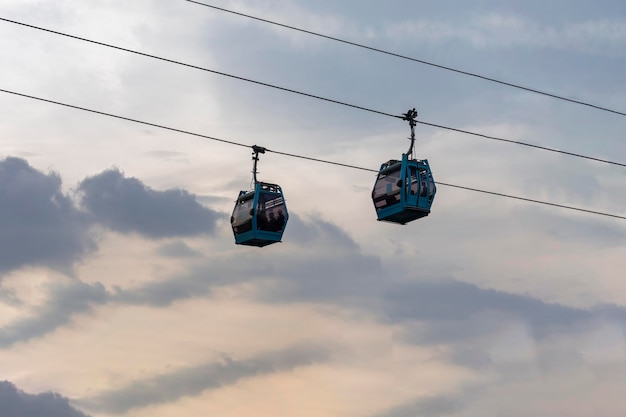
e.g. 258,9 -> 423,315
372,154 -> 436,224
231,182 -> 288,247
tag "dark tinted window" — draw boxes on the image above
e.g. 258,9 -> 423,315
372,167 -> 401,210
231,194 -> 254,233
256,192 -> 286,232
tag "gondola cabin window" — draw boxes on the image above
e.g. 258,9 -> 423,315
256,191 -> 286,232
372,161 -> 402,210
231,192 -> 254,234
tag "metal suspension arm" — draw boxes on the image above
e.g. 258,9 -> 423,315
251,145 -> 266,184
402,108 -> 418,159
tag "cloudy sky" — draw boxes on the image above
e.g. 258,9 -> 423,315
1,1 -> 625,416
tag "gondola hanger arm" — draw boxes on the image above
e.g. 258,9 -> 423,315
402,108 -> 418,159
251,145 -> 266,184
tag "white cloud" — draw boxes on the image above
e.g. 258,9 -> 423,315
383,13 -> 626,55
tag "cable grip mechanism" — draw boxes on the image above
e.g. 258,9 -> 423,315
402,108 -> 418,159
251,145 -> 266,184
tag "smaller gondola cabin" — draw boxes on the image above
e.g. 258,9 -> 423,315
372,153 -> 436,224
231,182 -> 288,247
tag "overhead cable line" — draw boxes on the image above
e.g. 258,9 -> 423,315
416,120 -> 626,167
0,17 -> 396,120
1,17 -> 625,169
186,0 -> 626,118
2,88 -> 625,221
0,89 -> 249,150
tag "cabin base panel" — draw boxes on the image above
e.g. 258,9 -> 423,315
376,206 -> 430,225
234,230 -> 284,247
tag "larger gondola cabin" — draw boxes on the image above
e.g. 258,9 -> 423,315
371,108 -> 436,224
372,154 -> 435,224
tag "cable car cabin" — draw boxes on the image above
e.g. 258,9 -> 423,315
231,182 -> 288,247
372,154 -> 436,225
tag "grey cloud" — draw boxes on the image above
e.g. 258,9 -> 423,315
0,269 -> 215,347
374,357 -> 626,417
111,213 -> 384,307
0,381 -> 90,417
595,303 -> 626,323
0,263 -> 229,346
196,194 -> 234,206
0,286 -> 22,306
440,342 -> 584,374
0,157 -> 93,275
0,211 -> 369,343
251,212 -> 388,303
0,213 -> 365,341
78,168 -> 223,238
383,279 -> 626,375
374,396 -> 462,417
78,344 -> 329,414
112,273 -> 212,307
369,384 -> 482,417
399,314 -> 505,347
104,211 -> 624,341
384,280 -> 592,339
535,347 -> 585,373
155,240 -> 201,258
370,283 -> 626,417
0,159 -> 230,346
143,150 -> 189,163
0,158 -> 225,277
0,281 -> 108,348
445,347 -> 493,371
255,251 -> 384,303
283,212 -> 359,250
516,206 -> 626,247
